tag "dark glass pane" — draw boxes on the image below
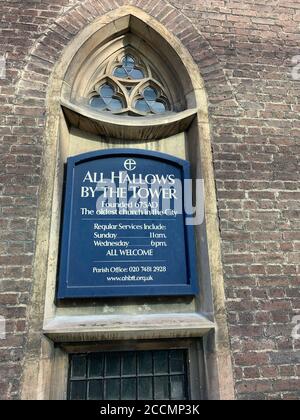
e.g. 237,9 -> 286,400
71,355 -> 87,379
153,351 -> 168,374
170,375 -> 185,400
69,381 -> 86,400
135,99 -> 150,113
143,87 -> 157,101
90,96 -> 106,109
105,353 -> 121,377
138,351 -> 152,375
150,101 -> 166,114
109,98 -> 123,112
170,350 -> 185,374
88,353 -> 104,378
105,379 -> 120,400
113,67 -> 127,78
88,380 -> 102,400
130,68 -> 144,79
69,349 -> 189,401
123,55 -> 135,71
122,352 -> 136,376
121,378 -> 136,400
100,84 -> 114,98
138,377 -> 153,400
154,376 -> 169,400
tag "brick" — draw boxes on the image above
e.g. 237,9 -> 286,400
235,353 -> 269,367
236,380 -> 273,394
243,367 -> 260,379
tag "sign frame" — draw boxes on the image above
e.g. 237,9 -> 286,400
57,149 -> 199,299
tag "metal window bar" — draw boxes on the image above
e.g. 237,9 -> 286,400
68,349 -> 190,400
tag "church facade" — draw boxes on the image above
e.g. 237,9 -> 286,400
0,0 -> 299,400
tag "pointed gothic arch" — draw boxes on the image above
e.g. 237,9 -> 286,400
21,5 -> 235,401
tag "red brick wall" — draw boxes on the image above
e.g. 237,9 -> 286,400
0,0 -> 299,400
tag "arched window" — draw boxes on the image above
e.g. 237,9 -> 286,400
29,8 -> 233,402
62,29 -> 191,141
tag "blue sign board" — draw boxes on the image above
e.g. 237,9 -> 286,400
57,149 -> 198,299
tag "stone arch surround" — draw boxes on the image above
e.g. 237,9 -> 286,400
16,0 -> 233,113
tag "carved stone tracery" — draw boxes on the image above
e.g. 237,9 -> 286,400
89,53 -> 171,116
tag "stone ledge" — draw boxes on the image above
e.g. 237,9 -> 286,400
43,313 -> 215,342
61,99 -> 198,140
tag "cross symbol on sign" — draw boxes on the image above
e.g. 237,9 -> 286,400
124,159 -> 137,171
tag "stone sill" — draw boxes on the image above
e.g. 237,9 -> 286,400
61,99 -> 198,140
43,313 -> 214,342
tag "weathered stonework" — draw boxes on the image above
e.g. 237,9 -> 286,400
0,0 -> 299,400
